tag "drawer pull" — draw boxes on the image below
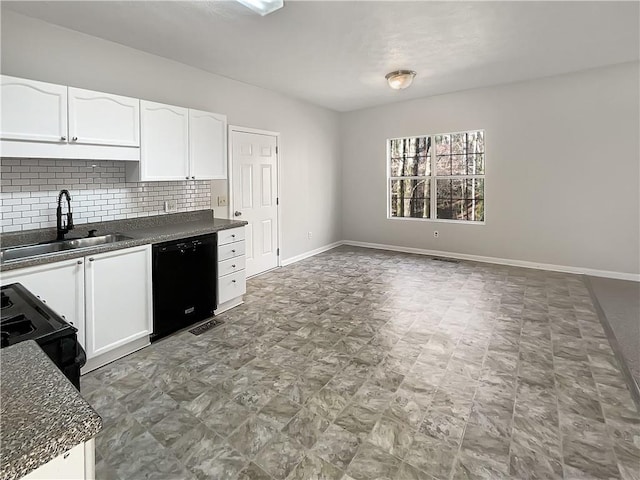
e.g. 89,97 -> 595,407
231,234 -> 235,238
232,264 -> 236,268
77,260 -> 83,265
231,249 -> 235,253
232,280 -> 236,283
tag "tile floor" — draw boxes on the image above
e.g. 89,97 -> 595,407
83,246 -> 640,480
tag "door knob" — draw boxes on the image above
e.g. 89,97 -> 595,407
234,211 -> 242,217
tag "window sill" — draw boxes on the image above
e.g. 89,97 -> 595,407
387,216 -> 486,225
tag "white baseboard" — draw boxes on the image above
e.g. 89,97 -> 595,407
342,240 -> 640,282
276,239 -> 639,282
281,241 -> 344,267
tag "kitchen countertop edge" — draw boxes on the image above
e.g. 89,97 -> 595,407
1,341 -> 103,480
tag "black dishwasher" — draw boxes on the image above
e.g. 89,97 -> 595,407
152,234 -> 216,341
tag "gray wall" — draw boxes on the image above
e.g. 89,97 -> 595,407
1,11 -> 343,262
341,63 -> 640,277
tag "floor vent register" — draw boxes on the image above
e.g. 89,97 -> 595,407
189,318 -> 224,336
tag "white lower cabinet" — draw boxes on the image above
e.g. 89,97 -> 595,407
22,439 -> 95,480
84,245 -> 152,359
1,258 -> 86,350
217,227 -> 247,310
0,245 -> 152,369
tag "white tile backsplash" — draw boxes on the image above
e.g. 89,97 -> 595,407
0,159 -> 211,232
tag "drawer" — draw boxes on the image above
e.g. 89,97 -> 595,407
218,227 -> 245,246
218,256 -> 246,277
218,270 -> 246,305
217,241 -> 245,261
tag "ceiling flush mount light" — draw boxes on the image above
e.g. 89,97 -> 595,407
385,70 -> 417,90
236,0 -> 284,16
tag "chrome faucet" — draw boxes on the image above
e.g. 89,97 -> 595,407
56,189 -> 74,240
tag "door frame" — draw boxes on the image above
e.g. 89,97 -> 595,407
227,125 -> 282,274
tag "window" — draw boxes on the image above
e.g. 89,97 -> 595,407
388,130 -> 485,222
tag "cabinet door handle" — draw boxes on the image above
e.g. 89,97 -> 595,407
231,234 -> 235,238
231,250 -> 235,253
232,264 -> 236,268
191,176 -> 195,179
60,136 -> 67,141
89,258 -> 94,262
185,176 -> 189,180
72,136 -> 78,141
63,452 -> 70,459
77,260 -> 83,265
231,280 -> 236,283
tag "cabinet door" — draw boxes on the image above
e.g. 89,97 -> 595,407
0,75 -> 67,143
1,259 -> 85,350
68,87 -> 140,147
189,109 -> 227,179
140,100 -> 189,181
85,245 -> 152,359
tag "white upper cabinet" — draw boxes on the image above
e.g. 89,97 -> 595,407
1,75 -> 228,174
189,109 -> 227,180
129,100 -> 189,181
68,87 -> 140,147
0,75 -> 68,143
0,75 -> 139,160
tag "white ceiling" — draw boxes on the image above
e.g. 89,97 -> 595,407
3,1 -> 639,112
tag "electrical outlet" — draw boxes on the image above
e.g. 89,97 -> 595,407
164,200 -> 177,213
434,231 -> 439,238
217,195 -> 228,207
308,231 -> 312,240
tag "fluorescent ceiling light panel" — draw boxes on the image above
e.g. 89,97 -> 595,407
236,0 -> 284,16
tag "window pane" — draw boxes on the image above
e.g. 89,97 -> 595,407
435,134 -> 450,156
437,199 -> 484,221
467,131 -> 485,154
390,179 -> 430,218
436,178 -> 484,200
467,153 -> 485,175
436,153 -> 485,176
436,155 -> 450,176
436,179 -> 484,221
451,133 -> 466,155
389,137 -> 431,177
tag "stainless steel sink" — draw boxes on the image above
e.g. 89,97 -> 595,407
1,234 -> 133,263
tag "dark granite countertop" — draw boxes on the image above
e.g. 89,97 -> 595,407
0,341 -> 103,480
0,210 -> 247,272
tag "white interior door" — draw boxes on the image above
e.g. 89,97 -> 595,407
231,130 -> 279,277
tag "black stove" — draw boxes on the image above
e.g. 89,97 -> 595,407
1,283 -> 86,390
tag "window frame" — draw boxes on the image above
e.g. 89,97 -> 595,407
387,129 -> 486,224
